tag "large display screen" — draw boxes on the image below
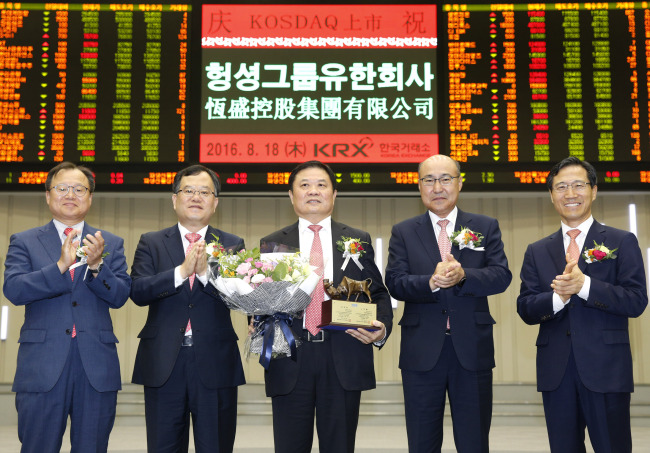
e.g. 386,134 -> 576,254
200,3 -> 438,192
0,2 -> 648,193
441,1 -> 650,189
0,2 -> 190,188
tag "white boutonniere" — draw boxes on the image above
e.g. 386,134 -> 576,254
336,236 -> 367,271
450,227 -> 485,251
71,244 -> 109,278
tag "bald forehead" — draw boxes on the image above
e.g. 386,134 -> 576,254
419,155 -> 459,176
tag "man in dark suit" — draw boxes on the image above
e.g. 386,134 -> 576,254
517,157 -> 647,453
3,162 -> 131,453
385,154 -> 511,453
259,160 -> 393,453
130,164 -> 245,453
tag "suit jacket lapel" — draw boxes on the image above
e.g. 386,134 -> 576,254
331,221 -> 346,282
415,212 -> 441,267
280,223 -> 301,250
451,209 -> 473,260
164,226 -> 186,268
39,221 -> 64,264
582,220 -> 606,274
546,228 -> 568,275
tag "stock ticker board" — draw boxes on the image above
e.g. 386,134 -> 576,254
442,2 -> 649,189
0,2 -> 649,193
0,2 -> 190,189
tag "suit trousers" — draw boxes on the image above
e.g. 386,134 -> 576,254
271,337 -> 362,453
402,335 -> 492,453
15,338 -> 117,453
542,349 -> 632,453
143,346 -> 238,453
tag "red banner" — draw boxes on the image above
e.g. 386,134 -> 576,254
202,4 -> 437,48
200,133 -> 438,163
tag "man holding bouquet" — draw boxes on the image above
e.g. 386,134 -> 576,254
130,164 -> 245,453
260,160 -> 393,453
4,162 -> 131,452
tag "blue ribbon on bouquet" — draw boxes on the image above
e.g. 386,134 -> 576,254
254,313 -> 297,369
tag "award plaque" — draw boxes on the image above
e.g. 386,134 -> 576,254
318,277 -> 378,330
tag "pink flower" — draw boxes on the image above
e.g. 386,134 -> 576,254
236,262 -> 252,275
255,261 -> 263,268
245,257 -> 254,263
248,269 -> 258,276
593,250 -> 607,261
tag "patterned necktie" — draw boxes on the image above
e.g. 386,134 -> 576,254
567,229 -> 581,262
437,220 -> 452,260
64,227 -> 77,338
305,225 -> 324,335
437,219 -> 452,331
184,232 -> 201,337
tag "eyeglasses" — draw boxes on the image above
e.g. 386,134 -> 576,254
419,175 -> 459,186
553,181 -> 591,193
49,184 -> 89,197
176,187 -> 216,199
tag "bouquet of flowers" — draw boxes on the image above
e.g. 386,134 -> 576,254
207,238 -> 319,369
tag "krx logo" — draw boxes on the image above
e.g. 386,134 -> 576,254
313,138 -> 373,158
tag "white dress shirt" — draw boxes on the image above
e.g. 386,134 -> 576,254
298,216 -> 333,329
552,216 -> 593,313
53,218 -> 85,245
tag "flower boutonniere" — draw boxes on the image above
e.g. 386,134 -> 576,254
71,244 -> 109,269
71,244 -> 110,279
336,236 -> 368,271
582,241 -> 617,263
450,226 -> 485,251
206,234 -> 227,259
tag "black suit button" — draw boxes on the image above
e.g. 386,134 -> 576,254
566,330 -> 571,336
72,301 -> 78,307
65,329 -> 71,335
189,304 -> 194,308
179,328 -> 185,333
441,309 -> 447,314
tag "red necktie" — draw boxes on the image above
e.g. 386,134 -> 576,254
64,227 -> 77,338
437,220 -> 451,332
184,233 -> 201,336
305,225 -> 324,335
567,229 -> 581,262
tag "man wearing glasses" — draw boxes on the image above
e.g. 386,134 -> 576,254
517,157 -> 647,452
3,162 -> 131,452
130,164 -> 245,453
385,154 -> 511,453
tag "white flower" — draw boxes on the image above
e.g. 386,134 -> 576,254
251,273 -> 266,284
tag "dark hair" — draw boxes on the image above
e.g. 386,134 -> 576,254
288,160 -> 337,191
546,156 -> 597,191
45,162 -> 95,193
172,165 -> 221,195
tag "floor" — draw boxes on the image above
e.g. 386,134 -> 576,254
1,423 -> 650,452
